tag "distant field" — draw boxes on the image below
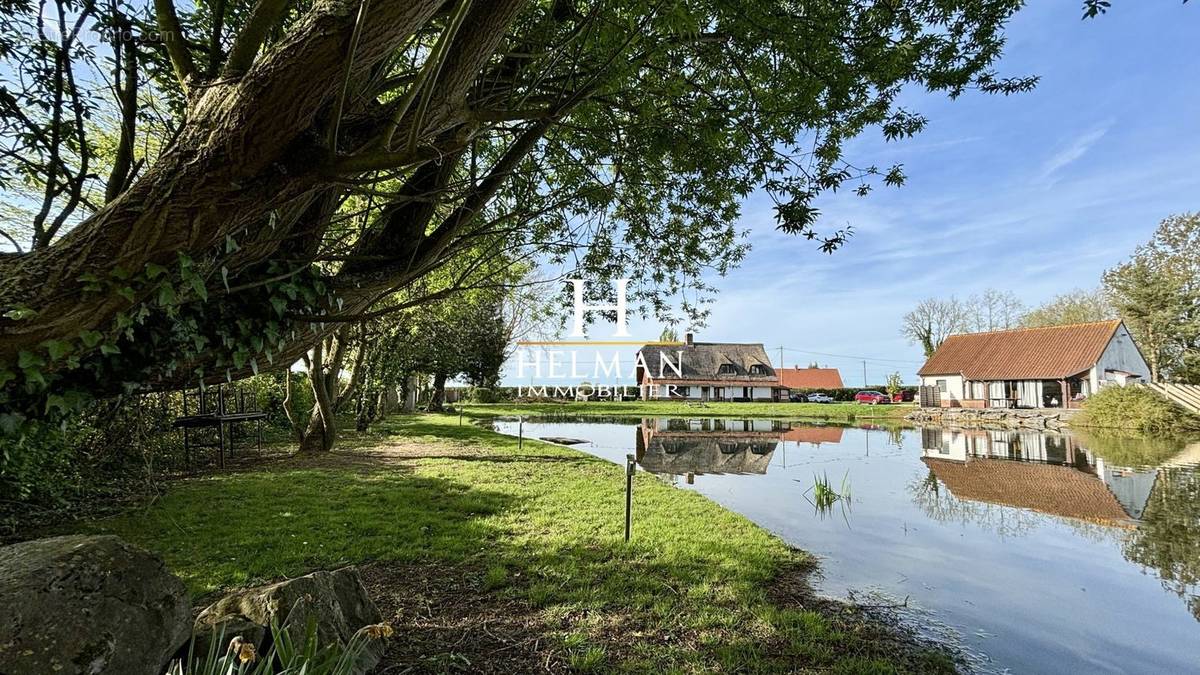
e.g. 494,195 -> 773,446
460,400 -> 913,420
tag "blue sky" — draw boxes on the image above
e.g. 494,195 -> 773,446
503,2 -> 1200,387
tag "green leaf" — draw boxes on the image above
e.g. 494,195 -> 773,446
225,235 -> 240,253
17,351 -> 44,370
144,263 -> 168,279
118,286 -> 136,302
0,368 -> 15,388
250,358 -> 259,375
0,413 -> 24,435
157,282 -> 177,307
270,296 -> 288,317
79,330 -> 103,348
22,368 -> 46,389
100,343 -> 121,356
43,340 -> 73,361
3,307 -> 37,321
221,266 -> 230,292
188,275 -> 208,302
45,394 -> 67,415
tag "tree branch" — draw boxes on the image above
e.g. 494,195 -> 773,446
153,0 -> 198,92
223,0 -> 292,76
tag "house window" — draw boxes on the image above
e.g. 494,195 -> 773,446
749,364 -> 771,376
718,363 -> 736,375
936,379 -> 948,392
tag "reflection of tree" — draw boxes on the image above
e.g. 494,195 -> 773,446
908,469 -> 1041,538
1123,468 -> 1200,622
1074,431 -> 1186,468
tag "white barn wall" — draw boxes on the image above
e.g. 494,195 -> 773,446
1091,323 -> 1152,391
919,374 -> 965,404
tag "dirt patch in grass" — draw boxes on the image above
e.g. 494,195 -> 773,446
360,557 -> 959,675
362,561 -> 570,674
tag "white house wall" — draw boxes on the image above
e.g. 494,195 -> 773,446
1092,323 -> 1152,391
920,374 -> 965,404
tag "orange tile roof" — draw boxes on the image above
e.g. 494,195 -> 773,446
918,320 -> 1121,380
778,367 -> 844,389
922,457 -> 1135,526
780,426 -> 845,444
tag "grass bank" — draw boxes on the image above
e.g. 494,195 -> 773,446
68,413 -> 948,673
461,400 -> 912,421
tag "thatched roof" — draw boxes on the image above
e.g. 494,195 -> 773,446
639,342 -> 777,382
638,435 -> 777,475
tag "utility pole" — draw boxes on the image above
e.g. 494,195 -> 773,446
863,360 -> 868,387
779,346 -> 785,370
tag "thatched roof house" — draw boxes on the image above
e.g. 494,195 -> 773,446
637,333 -> 787,401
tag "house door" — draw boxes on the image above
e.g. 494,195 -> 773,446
701,386 -> 710,401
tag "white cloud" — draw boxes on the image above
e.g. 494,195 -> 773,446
1037,123 -> 1111,181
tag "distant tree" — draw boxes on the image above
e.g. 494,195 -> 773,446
1021,288 -> 1116,327
461,295 -> 510,389
901,297 -> 969,358
809,362 -> 821,369
885,372 -> 904,398
1104,214 -> 1200,383
659,326 -> 679,343
964,289 -> 1025,332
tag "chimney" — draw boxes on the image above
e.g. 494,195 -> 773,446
684,332 -> 694,346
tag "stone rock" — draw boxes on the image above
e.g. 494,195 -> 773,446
0,534 -> 191,675
194,567 -> 383,674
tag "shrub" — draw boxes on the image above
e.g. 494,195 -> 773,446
787,387 -> 915,402
244,371 -> 314,430
470,387 -> 499,403
1076,385 -> 1200,433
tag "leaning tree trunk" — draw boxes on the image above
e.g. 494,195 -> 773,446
298,404 -> 332,453
426,372 -> 448,412
297,326 -> 366,452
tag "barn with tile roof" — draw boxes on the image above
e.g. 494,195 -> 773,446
917,320 -> 1150,409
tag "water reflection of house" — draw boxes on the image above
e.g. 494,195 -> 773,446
636,418 -> 782,476
780,426 -> 845,445
919,428 -> 1155,526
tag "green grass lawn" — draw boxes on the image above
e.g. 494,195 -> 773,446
461,400 -> 913,421
71,413 -> 947,673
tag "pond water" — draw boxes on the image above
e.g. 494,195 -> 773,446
492,416 -> 1200,674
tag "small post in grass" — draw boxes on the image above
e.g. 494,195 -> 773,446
459,406 -> 463,426
624,453 -> 635,542
518,416 -> 524,450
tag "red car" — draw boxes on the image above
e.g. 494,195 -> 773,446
855,390 -> 890,405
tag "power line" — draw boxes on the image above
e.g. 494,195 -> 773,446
776,346 -> 925,365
